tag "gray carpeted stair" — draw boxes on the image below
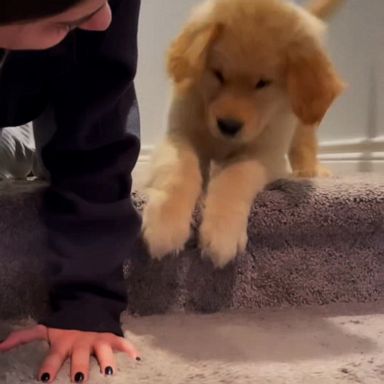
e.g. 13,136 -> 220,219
0,176 -> 383,321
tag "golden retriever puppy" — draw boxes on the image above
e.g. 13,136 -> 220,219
142,0 -> 344,268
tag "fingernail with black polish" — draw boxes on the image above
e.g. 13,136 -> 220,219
105,366 -> 113,376
136,356 -> 141,362
41,372 -> 50,382
74,372 -> 84,383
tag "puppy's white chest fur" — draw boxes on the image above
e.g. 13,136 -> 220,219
207,113 -> 297,182
248,111 -> 298,181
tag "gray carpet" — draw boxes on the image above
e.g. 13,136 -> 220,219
0,176 -> 383,322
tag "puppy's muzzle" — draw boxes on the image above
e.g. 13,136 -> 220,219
217,118 -> 243,137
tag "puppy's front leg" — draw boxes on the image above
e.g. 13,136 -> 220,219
142,138 -> 203,259
200,159 -> 267,268
289,122 -> 332,178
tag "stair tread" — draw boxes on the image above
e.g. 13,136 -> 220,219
0,175 -> 383,319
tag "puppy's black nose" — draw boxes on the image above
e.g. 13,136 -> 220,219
217,118 -> 243,136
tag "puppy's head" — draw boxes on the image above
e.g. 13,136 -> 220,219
167,0 -> 344,143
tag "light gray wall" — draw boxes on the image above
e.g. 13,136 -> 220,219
318,0 -> 384,142
135,0 -> 198,147
135,0 -> 384,149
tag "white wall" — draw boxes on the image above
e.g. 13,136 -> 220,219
135,0 -> 384,174
135,0 -> 198,148
313,0 -> 384,173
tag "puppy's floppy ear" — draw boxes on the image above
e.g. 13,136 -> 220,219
167,22 -> 221,85
286,40 -> 344,124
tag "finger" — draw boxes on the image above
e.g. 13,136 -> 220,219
71,346 -> 91,383
0,325 -> 47,352
38,347 -> 68,383
110,337 -> 139,360
93,342 -> 116,376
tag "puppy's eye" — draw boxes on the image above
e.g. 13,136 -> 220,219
212,69 -> 225,84
255,79 -> 272,90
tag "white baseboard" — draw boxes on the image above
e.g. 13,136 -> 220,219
133,138 -> 384,187
318,137 -> 384,174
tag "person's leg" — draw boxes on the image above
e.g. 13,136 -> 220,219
0,123 -> 35,179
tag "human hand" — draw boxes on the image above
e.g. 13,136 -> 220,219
0,324 -> 140,383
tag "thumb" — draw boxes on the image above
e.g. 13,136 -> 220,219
0,325 -> 48,352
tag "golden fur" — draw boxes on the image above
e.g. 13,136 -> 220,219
142,0 -> 344,267
289,0 -> 344,177
307,0 -> 344,19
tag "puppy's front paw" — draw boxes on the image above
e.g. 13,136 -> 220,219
293,163 -> 332,178
315,164 -> 333,177
200,211 -> 248,268
142,190 -> 191,260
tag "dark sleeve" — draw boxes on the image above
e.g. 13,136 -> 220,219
38,0 -> 142,337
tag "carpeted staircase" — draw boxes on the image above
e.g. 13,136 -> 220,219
0,176 -> 383,321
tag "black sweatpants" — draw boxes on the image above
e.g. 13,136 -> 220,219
0,0 -> 142,336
